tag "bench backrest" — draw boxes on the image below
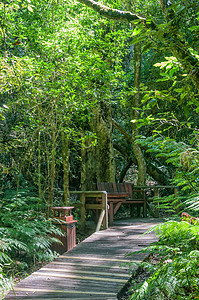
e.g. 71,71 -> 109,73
96,182 -> 133,196
95,182 -> 146,201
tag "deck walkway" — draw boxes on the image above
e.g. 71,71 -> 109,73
5,218 -> 162,300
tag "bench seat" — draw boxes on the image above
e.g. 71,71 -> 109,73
94,182 -> 147,225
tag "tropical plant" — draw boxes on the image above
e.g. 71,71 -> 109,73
126,220 -> 199,299
0,188 -> 63,297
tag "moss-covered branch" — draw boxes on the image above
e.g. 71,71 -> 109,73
78,0 -> 199,90
78,0 -> 145,22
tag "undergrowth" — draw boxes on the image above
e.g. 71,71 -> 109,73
0,188 -> 63,298
126,219 -> 199,300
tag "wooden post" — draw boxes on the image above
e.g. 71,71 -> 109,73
96,210 -> 105,232
154,187 -> 159,218
143,192 -> 147,218
80,192 -> 86,231
109,202 -> 114,226
102,192 -> 108,230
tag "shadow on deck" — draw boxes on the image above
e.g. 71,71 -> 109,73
5,218 -> 163,300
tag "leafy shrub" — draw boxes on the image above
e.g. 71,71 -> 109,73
127,220 -> 199,299
0,239 -> 14,299
138,135 -> 199,215
0,188 -> 63,297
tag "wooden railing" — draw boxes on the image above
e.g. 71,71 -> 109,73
70,191 -> 108,232
134,185 -> 178,217
70,185 -> 178,229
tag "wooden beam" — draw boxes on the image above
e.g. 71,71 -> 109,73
113,202 -> 122,215
109,202 -> 114,226
102,192 -> 108,229
96,209 -> 105,232
86,204 -> 103,209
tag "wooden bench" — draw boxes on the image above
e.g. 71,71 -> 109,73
94,182 -> 147,225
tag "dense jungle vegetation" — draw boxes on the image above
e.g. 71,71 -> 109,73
0,0 -> 199,298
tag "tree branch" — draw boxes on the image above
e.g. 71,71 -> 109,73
78,0 -> 199,90
113,142 -> 170,185
78,0 -> 145,22
112,118 -> 132,143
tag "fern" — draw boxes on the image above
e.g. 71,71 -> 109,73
127,220 -> 199,299
138,135 -> 199,215
0,192 -> 64,297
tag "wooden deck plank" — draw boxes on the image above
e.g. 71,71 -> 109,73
6,298 -> 117,300
5,218 -> 162,299
36,267 -> 130,277
10,280 -> 123,291
6,288 -> 117,299
47,261 -> 128,271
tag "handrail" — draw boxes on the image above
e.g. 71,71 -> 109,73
133,185 -> 178,217
133,185 -> 178,189
70,191 -> 108,232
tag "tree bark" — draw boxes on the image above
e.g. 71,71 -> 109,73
61,131 -> 70,204
132,43 -> 147,185
80,104 -> 115,189
113,142 -> 170,185
48,128 -> 56,209
95,103 -> 115,183
80,132 -> 97,190
78,0 -> 145,22
38,131 -> 42,199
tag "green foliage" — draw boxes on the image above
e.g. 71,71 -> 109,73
127,220 -> 199,299
137,132 -> 199,214
0,189 -> 63,297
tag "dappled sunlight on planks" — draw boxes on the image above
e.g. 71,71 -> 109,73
5,218 -> 161,299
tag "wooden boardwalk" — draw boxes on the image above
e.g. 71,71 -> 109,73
5,218 -> 161,300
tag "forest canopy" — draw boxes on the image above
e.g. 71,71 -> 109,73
0,0 -> 199,204
0,0 -> 199,298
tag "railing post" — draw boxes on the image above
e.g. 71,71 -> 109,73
102,192 -> 108,230
80,192 -> 86,232
51,207 -> 77,254
154,187 -> 160,218
143,191 -> 147,218
109,202 -> 114,226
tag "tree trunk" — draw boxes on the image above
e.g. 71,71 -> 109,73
95,103 -> 115,183
113,142 -> 170,185
80,104 -> 115,189
80,132 -> 97,190
61,131 -> 70,204
38,131 -> 42,199
48,128 -> 56,209
132,43 -> 147,185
